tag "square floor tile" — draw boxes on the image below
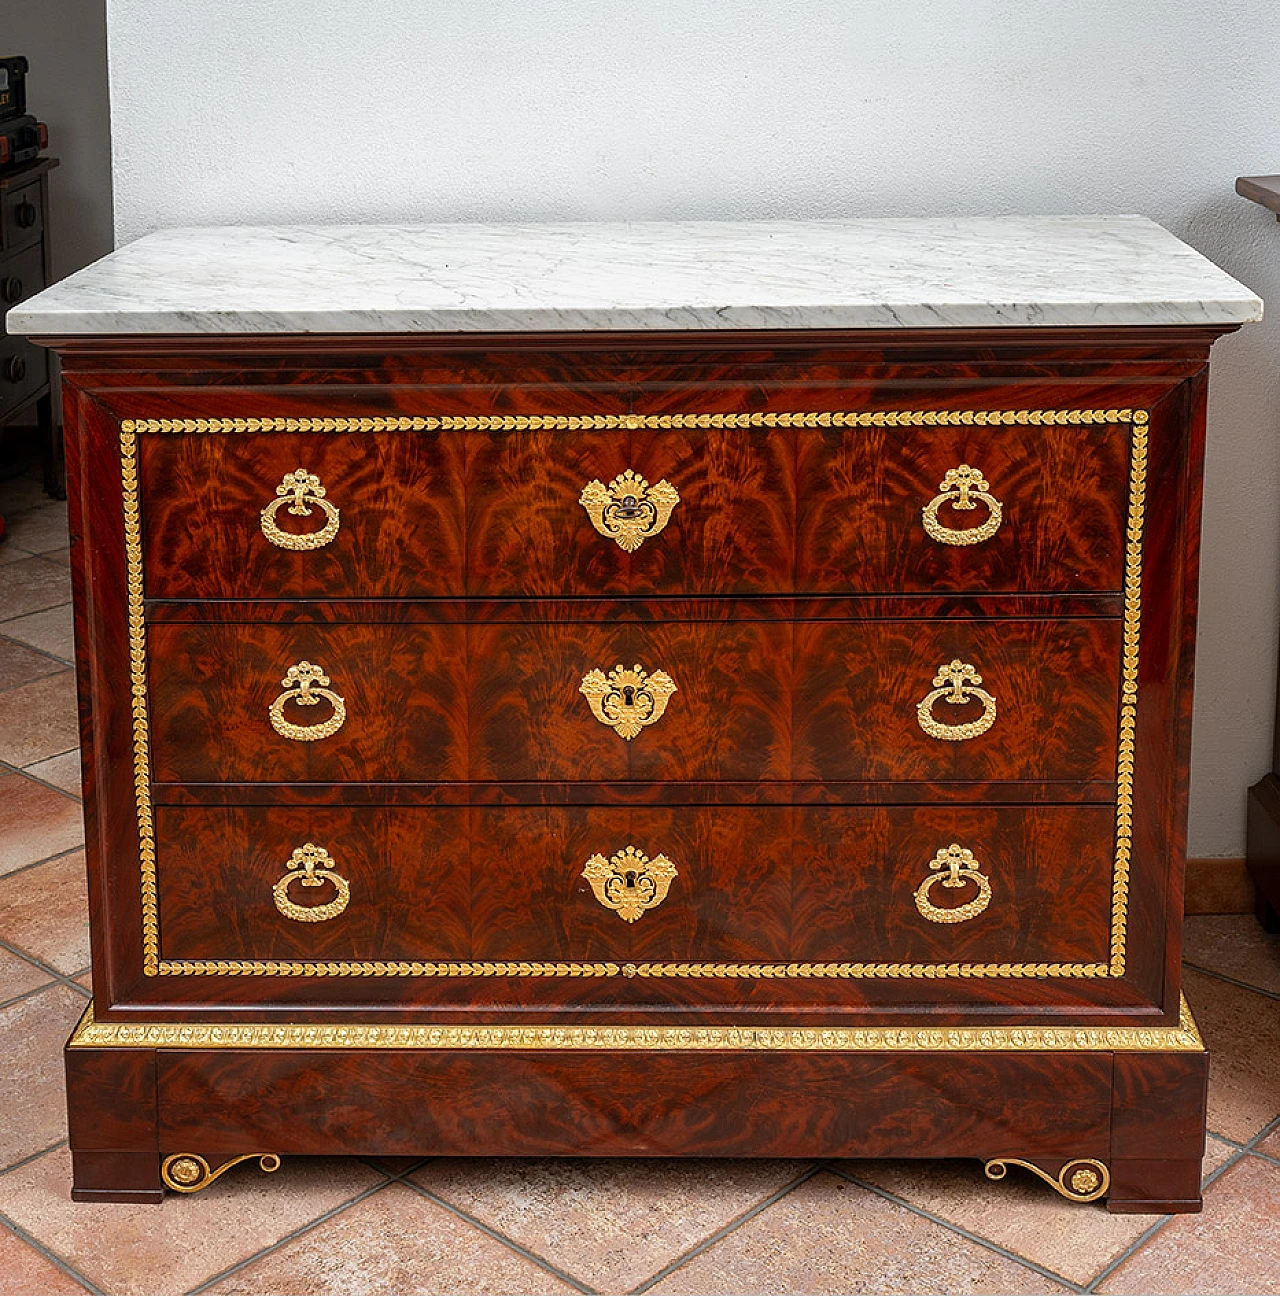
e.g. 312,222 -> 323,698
0,1147 -> 384,1296
0,636 -> 63,693
2,503 -> 68,555
646,1170 -> 1069,1294
0,944 -> 54,1005
203,1182 -> 574,1295
412,1157 -> 810,1293
1098,1154 -> 1280,1293
0,474 -> 54,517
0,557 -> 71,623
22,749 -> 81,798
1183,914 -> 1280,996
0,1223 -> 90,1295
0,849 -> 89,973
0,772 -> 83,877
0,984 -> 86,1169
837,1158 -> 1151,1286
0,671 -> 79,767
1186,968 -> 1280,1142
1,604 -> 74,664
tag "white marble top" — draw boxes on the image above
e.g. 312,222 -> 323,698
8,216 -> 1262,336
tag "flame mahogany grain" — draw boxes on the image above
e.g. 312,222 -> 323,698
54,326 -> 1227,1209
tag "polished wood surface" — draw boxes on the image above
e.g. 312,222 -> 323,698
145,613 -> 1119,786
150,803 -> 1114,973
51,324 -> 1227,1209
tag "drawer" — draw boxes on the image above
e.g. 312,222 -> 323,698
0,242 -> 46,309
146,616 -> 1119,785
469,418 -> 796,597
135,408 -> 1129,599
139,427 -> 468,599
0,179 -> 41,253
151,803 -> 1114,972
0,333 -> 46,417
794,417 -> 1130,593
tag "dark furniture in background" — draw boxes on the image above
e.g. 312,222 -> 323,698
1237,174 -> 1280,930
0,156 -> 60,500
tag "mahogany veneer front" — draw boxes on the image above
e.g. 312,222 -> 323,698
144,615 -> 1120,785
50,327 -> 1222,1210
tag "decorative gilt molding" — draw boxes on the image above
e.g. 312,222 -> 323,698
69,997 -> 1204,1053
121,407 -> 1145,982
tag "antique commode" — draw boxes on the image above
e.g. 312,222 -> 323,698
9,218 -> 1259,1209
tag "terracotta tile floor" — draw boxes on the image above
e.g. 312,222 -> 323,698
2,468 -> 1280,1295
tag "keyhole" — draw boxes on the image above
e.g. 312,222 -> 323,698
623,870 -> 638,889
622,685 -> 636,705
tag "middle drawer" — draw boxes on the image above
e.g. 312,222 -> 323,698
147,616 -> 1121,785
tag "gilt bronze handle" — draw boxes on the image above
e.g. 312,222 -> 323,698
914,844 -> 992,924
261,468 -> 340,550
916,658 -> 996,741
268,660 -> 347,742
272,842 -> 350,923
922,464 -> 1003,546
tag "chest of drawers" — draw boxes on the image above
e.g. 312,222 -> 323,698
11,218 -> 1259,1211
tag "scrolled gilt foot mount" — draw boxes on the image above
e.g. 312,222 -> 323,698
161,1152 -> 281,1194
984,1156 -> 1110,1204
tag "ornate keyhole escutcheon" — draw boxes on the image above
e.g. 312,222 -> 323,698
916,658 -> 996,741
984,1157 -> 1110,1204
914,844 -> 992,924
583,845 -> 678,921
579,469 -> 680,552
268,660 -> 347,742
260,468 -> 341,550
272,842 -> 350,923
580,663 -> 677,739
162,1152 -> 282,1194
922,463 -> 1003,546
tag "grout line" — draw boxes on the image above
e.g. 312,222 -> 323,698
0,1204 -> 105,1296
184,1177 -> 396,1296
0,1138 -> 67,1179
0,935 -> 93,999
630,1162 -> 827,1295
828,1164 -> 1089,1294
0,622 -> 74,671
1247,1111 -> 1280,1149
356,1156 -> 433,1179
0,977 -> 62,1013
1183,962 -> 1280,1003
1199,1146 -> 1249,1193
401,1176 -> 599,1295
0,843 -> 86,882
1082,1215 -> 1174,1292
0,758 -> 83,806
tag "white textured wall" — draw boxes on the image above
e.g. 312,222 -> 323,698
105,0 -> 1280,857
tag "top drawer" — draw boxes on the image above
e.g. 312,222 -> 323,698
134,408 -> 1133,599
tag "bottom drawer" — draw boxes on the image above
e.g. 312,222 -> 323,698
153,803 -> 1116,973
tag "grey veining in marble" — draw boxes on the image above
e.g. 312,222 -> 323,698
7,216 -> 1262,336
